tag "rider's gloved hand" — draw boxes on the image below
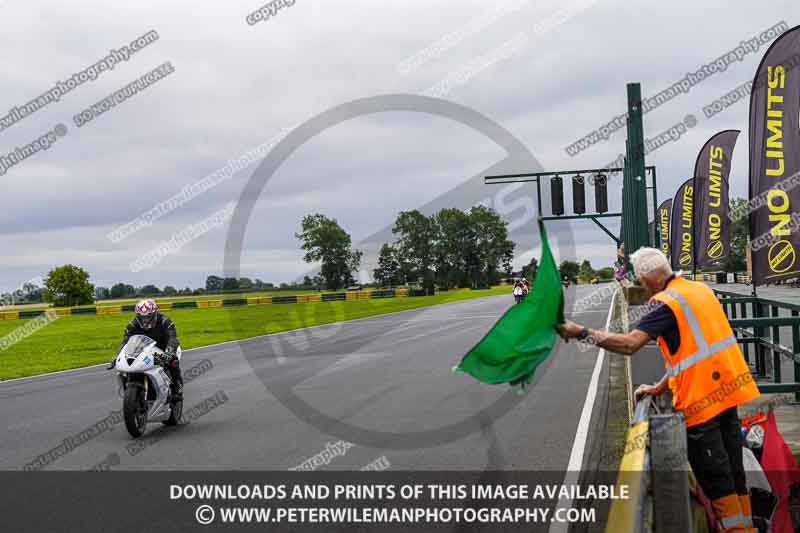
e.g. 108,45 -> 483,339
165,347 -> 179,367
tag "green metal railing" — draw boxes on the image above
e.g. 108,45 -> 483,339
714,289 -> 800,401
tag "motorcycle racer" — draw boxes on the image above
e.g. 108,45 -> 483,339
108,299 -> 183,401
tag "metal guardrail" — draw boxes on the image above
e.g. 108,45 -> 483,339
606,396 -> 652,533
606,396 -> 694,533
714,289 -> 800,401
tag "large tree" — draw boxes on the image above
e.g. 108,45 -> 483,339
467,205 -> 515,288
559,260 -> 579,283
139,284 -> 161,296
205,275 -> 224,292
433,208 -> 472,289
110,283 -> 135,299
296,214 -> 362,291
578,260 -> 595,283
222,277 -> 240,291
393,210 -> 438,293
521,257 -> 538,282
43,264 -> 94,307
373,243 -> 403,287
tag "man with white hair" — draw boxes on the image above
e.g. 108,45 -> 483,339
558,247 -> 759,533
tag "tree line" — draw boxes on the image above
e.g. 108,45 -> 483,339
2,269 -> 309,309
296,206 -> 515,292
558,260 -> 615,284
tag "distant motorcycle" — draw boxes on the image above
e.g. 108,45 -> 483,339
113,335 -> 182,438
513,285 -> 524,304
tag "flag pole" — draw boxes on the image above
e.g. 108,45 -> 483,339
691,175 -> 697,281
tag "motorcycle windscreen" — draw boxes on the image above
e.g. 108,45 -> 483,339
123,335 -> 157,358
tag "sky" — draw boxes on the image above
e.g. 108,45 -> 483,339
0,0 -> 797,292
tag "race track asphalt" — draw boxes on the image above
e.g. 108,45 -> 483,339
0,286 -> 619,473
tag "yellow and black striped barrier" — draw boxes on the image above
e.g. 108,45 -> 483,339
0,287 -> 423,321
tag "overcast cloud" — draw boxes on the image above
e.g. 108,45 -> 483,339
1,0 -> 797,291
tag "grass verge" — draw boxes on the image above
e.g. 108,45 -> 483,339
0,288 -> 507,380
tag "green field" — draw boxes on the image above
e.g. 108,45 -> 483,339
0,288 -> 508,380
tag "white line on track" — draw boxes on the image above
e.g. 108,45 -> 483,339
548,288 -> 617,533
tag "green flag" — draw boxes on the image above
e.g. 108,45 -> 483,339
455,219 -> 564,388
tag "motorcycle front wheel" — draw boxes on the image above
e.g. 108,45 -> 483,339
123,385 -> 148,438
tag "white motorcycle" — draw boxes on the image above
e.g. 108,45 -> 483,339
114,335 -> 183,438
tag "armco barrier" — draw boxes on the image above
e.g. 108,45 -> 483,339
70,307 -> 97,315
19,310 -> 46,319
370,289 -> 395,298
345,290 -> 373,301
171,301 -> 198,309
608,286 -> 706,532
606,398 -> 652,533
0,286 -> 497,321
322,293 -> 346,302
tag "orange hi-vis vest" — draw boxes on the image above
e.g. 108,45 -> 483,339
650,276 -> 760,427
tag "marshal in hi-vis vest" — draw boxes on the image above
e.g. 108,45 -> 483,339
651,276 -> 759,427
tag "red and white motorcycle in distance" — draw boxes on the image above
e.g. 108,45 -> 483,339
513,284 -> 525,304
113,335 -> 182,438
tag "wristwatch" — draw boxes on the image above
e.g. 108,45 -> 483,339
577,327 -> 590,341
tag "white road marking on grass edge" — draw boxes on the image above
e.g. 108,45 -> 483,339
548,288 -> 617,533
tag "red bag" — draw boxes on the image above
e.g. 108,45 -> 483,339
758,412 -> 800,533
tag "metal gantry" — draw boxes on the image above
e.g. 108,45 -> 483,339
485,165 -> 658,249
484,83 -> 656,265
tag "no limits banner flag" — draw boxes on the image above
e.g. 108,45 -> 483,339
693,130 -> 739,267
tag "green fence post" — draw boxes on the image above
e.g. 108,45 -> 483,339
754,301 -> 765,377
771,306 -> 781,384
793,310 -> 800,403
741,301 -> 750,365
